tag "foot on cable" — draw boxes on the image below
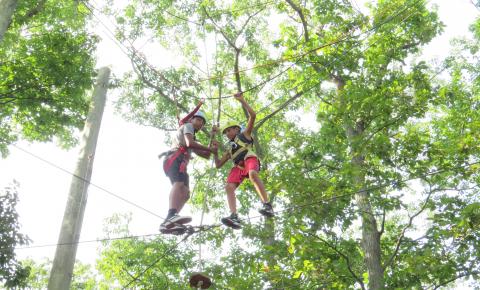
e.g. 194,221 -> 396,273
258,202 -> 274,218
159,224 -> 187,235
221,213 -> 242,229
159,213 -> 192,233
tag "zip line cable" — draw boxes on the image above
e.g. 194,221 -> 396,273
2,224 -> 220,252
8,233 -> 161,251
197,29 -> 215,274
11,144 -> 163,219
5,158 -> 476,286
5,159 -> 477,252
121,231 -> 194,289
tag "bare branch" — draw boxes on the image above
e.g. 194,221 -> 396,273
383,187 -> 434,270
203,8 -> 238,50
314,234 -> 366,290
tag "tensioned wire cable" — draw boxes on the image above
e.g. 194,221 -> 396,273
6,159 -> 477,252
10,143 -> 163,219
126,152 -> 477,289
4,159 -> 476,288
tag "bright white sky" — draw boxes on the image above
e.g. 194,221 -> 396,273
0,0 -> 478,279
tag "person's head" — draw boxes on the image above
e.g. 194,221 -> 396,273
191,111 -> 206,131
222,122 -> 241,140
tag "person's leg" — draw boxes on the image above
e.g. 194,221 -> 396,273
176,183 -> 190,212
245,157 -> 274,217
245,157 -> 268,202
222,167 -> 242,229
225,182 -> 238,213
248,170 -> 268,203
163,174 -> 191,228
169,181 -> 187,211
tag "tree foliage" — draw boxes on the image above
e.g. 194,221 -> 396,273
12,258 -> 98,290
0,0 -> 98,157
91,0 -> 480,289
0,182 -> 30,288
3,0 -> 479,289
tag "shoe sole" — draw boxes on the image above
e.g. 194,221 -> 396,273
259,209 -> 275,218
160,227 -> 187,235
164,217 -> 192,229
221,218 -> 242,229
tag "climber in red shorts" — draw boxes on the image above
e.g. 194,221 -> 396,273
211,92 -> 274,229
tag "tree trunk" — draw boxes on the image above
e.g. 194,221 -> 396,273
0,0 -> 17,42
335,77 -> 384,289
351,152 -> 384,290
48,67 -> 110,290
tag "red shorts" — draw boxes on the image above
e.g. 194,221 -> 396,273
227,157 -> 260,184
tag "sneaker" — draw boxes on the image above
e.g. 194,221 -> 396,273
259,202 -> 274,218
221,213 -> 242,229
162,213 -> 192,229
160,224 -> 187,235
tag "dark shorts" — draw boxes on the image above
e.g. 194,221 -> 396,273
163,154 -> 189,187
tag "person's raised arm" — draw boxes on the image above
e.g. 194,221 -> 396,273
234,92 -> 255,139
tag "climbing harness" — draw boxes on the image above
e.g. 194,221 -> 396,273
228,134 -> 257,164
162,146 -> 189,174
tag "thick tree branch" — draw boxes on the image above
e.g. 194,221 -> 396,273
255,91 -> 303,130
379,208 -> 386,236
23,0 -> 47,19
431,271 -> 480,290
131,58 -> 188,113
285,0 -> 310,42
234,49 -> 243,93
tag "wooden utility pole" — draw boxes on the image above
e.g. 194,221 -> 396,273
48,67 -> 110,290
0,0 -> 18,42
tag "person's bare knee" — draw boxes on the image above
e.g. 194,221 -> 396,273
248,170 -> 259,180
225,183 -> 236,193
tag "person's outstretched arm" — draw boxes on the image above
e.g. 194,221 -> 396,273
234,92 -> 255,140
